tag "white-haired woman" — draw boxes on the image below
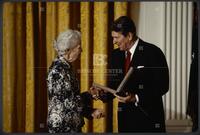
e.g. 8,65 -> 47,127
47,30 -> 104,133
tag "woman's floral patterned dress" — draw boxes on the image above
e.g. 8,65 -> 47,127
47,56 -> 92,133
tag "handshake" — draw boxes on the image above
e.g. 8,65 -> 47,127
89,67 -> 136,103
89,82 -> 137,104
88,66 -> 136,119
89,84 -> 136,119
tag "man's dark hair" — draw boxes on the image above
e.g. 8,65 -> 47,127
111,16 -> 136,37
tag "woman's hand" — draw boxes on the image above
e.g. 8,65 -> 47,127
91,108 -> 105,119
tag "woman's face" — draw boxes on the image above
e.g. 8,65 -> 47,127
68,45 -> 82,62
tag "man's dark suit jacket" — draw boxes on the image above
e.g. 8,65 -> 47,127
106,39 -> 169,132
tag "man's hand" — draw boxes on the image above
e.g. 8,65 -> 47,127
91,108 -> 105,119
114,92 -> 136,103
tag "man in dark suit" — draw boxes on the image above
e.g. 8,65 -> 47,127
91,16 -> 169,132
186,2 -> 198,131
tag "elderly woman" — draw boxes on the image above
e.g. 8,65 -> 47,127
47,30 -> 104,133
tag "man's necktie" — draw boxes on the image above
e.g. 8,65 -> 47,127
124,50 -> 131,74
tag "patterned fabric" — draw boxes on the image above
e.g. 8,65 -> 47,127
47,56 -> 85,133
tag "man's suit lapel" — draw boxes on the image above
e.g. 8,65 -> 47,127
130,39 -> 144,68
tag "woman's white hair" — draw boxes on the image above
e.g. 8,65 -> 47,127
53,29 -> 81,56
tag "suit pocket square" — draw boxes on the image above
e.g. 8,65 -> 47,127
137,66 -> 144,69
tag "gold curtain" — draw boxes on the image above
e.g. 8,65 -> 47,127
26,2 -> 35,132
93,2 -> 108,132
3,3 -> 16,132
2,1 -> 131,133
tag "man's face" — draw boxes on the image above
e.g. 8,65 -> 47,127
112,31 -> 131,51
